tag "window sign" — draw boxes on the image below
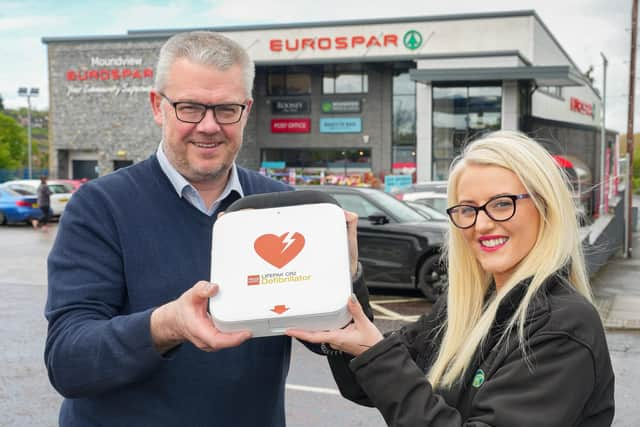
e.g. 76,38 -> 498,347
319,118 -> 362,133
321,100 -> 361,113
384,175 -> 413,193
271,118 -> 311,133
261,161 -> 286,169
271,99 -> 310,114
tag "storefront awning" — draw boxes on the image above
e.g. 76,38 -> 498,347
410,65 -> 585,87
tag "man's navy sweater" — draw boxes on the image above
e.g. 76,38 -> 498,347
45,156 -> 296,426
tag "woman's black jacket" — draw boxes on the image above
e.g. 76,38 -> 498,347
328,275 -> 615,426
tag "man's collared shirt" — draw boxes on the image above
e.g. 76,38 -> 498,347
156,143 -> 243,216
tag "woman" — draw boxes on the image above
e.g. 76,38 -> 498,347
288,131 -> 614,426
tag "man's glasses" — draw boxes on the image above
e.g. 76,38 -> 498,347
446,194 -> 531,229
159,92 -> 247,124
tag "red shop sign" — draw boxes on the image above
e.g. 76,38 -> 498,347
570,97 -> 593,117
271,118 -> 311,133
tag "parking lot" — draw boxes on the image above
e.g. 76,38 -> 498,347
0,223 -> 429,426
2,223 -> 639,426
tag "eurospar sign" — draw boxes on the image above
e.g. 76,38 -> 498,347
267,29 -> 424,53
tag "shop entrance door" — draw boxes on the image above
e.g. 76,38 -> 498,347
72,160 -> 99,180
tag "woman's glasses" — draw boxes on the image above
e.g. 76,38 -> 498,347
446,194 -> 531,229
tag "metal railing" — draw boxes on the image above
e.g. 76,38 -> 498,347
0,168 -> 49,183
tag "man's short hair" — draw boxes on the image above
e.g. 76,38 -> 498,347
154,31 -> 255,98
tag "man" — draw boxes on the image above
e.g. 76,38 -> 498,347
45,31 -> 369,426
33,175 -> 52,230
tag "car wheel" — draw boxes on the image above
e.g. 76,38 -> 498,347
417,254 -> 447,303
0,211 -> 6,225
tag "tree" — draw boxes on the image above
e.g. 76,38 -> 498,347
0,112 -> 27,169
0,94 -> 4,111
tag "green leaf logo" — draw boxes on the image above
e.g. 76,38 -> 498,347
472,369 -> 485,388
403,30 -> 423,50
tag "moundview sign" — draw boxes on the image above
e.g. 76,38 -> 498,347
319,118 -> 362,133
64,55 -> 154,97
321,100 -> 361,113
271,99 -> 310,114
271,118 -> 311,133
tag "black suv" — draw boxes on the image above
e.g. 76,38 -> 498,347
296,185 -> 447,301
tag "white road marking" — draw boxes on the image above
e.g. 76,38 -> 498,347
286,384 -> 340,395
371,298 -> 423,304
370,302 -> 419,322
375,315 -> 420,322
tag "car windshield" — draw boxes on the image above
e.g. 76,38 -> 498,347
363,189 -> 428,222
7,185 -> 36,196
0,187 -> 21,197
48,184 -> 71,194
409,202 -> 448,220
419,197 -> 449,214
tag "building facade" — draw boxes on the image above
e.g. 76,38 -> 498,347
43,10 -> 616,211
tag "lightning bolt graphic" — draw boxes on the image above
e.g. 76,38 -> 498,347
281,232 -> 297,253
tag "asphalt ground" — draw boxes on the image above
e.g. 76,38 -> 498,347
1,222 -> 639,426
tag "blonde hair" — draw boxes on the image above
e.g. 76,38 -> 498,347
428,130 -> 592,389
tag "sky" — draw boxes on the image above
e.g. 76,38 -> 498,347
0,0 -> 634,132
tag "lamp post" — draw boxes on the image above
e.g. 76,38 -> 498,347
17,87 -> 39,179
599,52 -> 608,217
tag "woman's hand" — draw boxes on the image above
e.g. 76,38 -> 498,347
286,294 -> 383,357
344,210 -> 359,280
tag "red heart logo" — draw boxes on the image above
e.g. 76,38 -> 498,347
254,232 -> 306,269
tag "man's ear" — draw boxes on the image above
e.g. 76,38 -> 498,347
150,91 -> 163,126
242,98 -> 254,122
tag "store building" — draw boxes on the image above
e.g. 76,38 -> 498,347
43,10 -> 617,212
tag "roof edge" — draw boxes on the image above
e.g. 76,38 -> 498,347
129,10 -> 536,35
43,10 -> 537,44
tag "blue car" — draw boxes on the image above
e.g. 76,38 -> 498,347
0,187 -> 41,225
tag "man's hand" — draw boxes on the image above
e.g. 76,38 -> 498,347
150,281 -> 252,354
344,210 -> 359,280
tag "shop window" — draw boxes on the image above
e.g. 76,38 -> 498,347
432,85 -> 501,179
323,65 -> 368,94
392,71 -> 417,167
393,71 -> 416,95
267,71 -> 311,95
540,86 -> 563,98
262,148 -> 370,170
261,148 -> 372,185
113,160 -> 133,171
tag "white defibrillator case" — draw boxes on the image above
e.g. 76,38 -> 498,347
209,201 -> 352,337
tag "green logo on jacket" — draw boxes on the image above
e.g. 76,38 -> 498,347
472,369 -> 485,388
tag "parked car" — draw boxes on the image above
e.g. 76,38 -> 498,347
391,181 -> 449,214
2,179 -> 74,218
552,154 -> 594,224
296,185 -> 448,301
406,201 -> 448,222
0,187 -> 41,225
60,178 -> 88,192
